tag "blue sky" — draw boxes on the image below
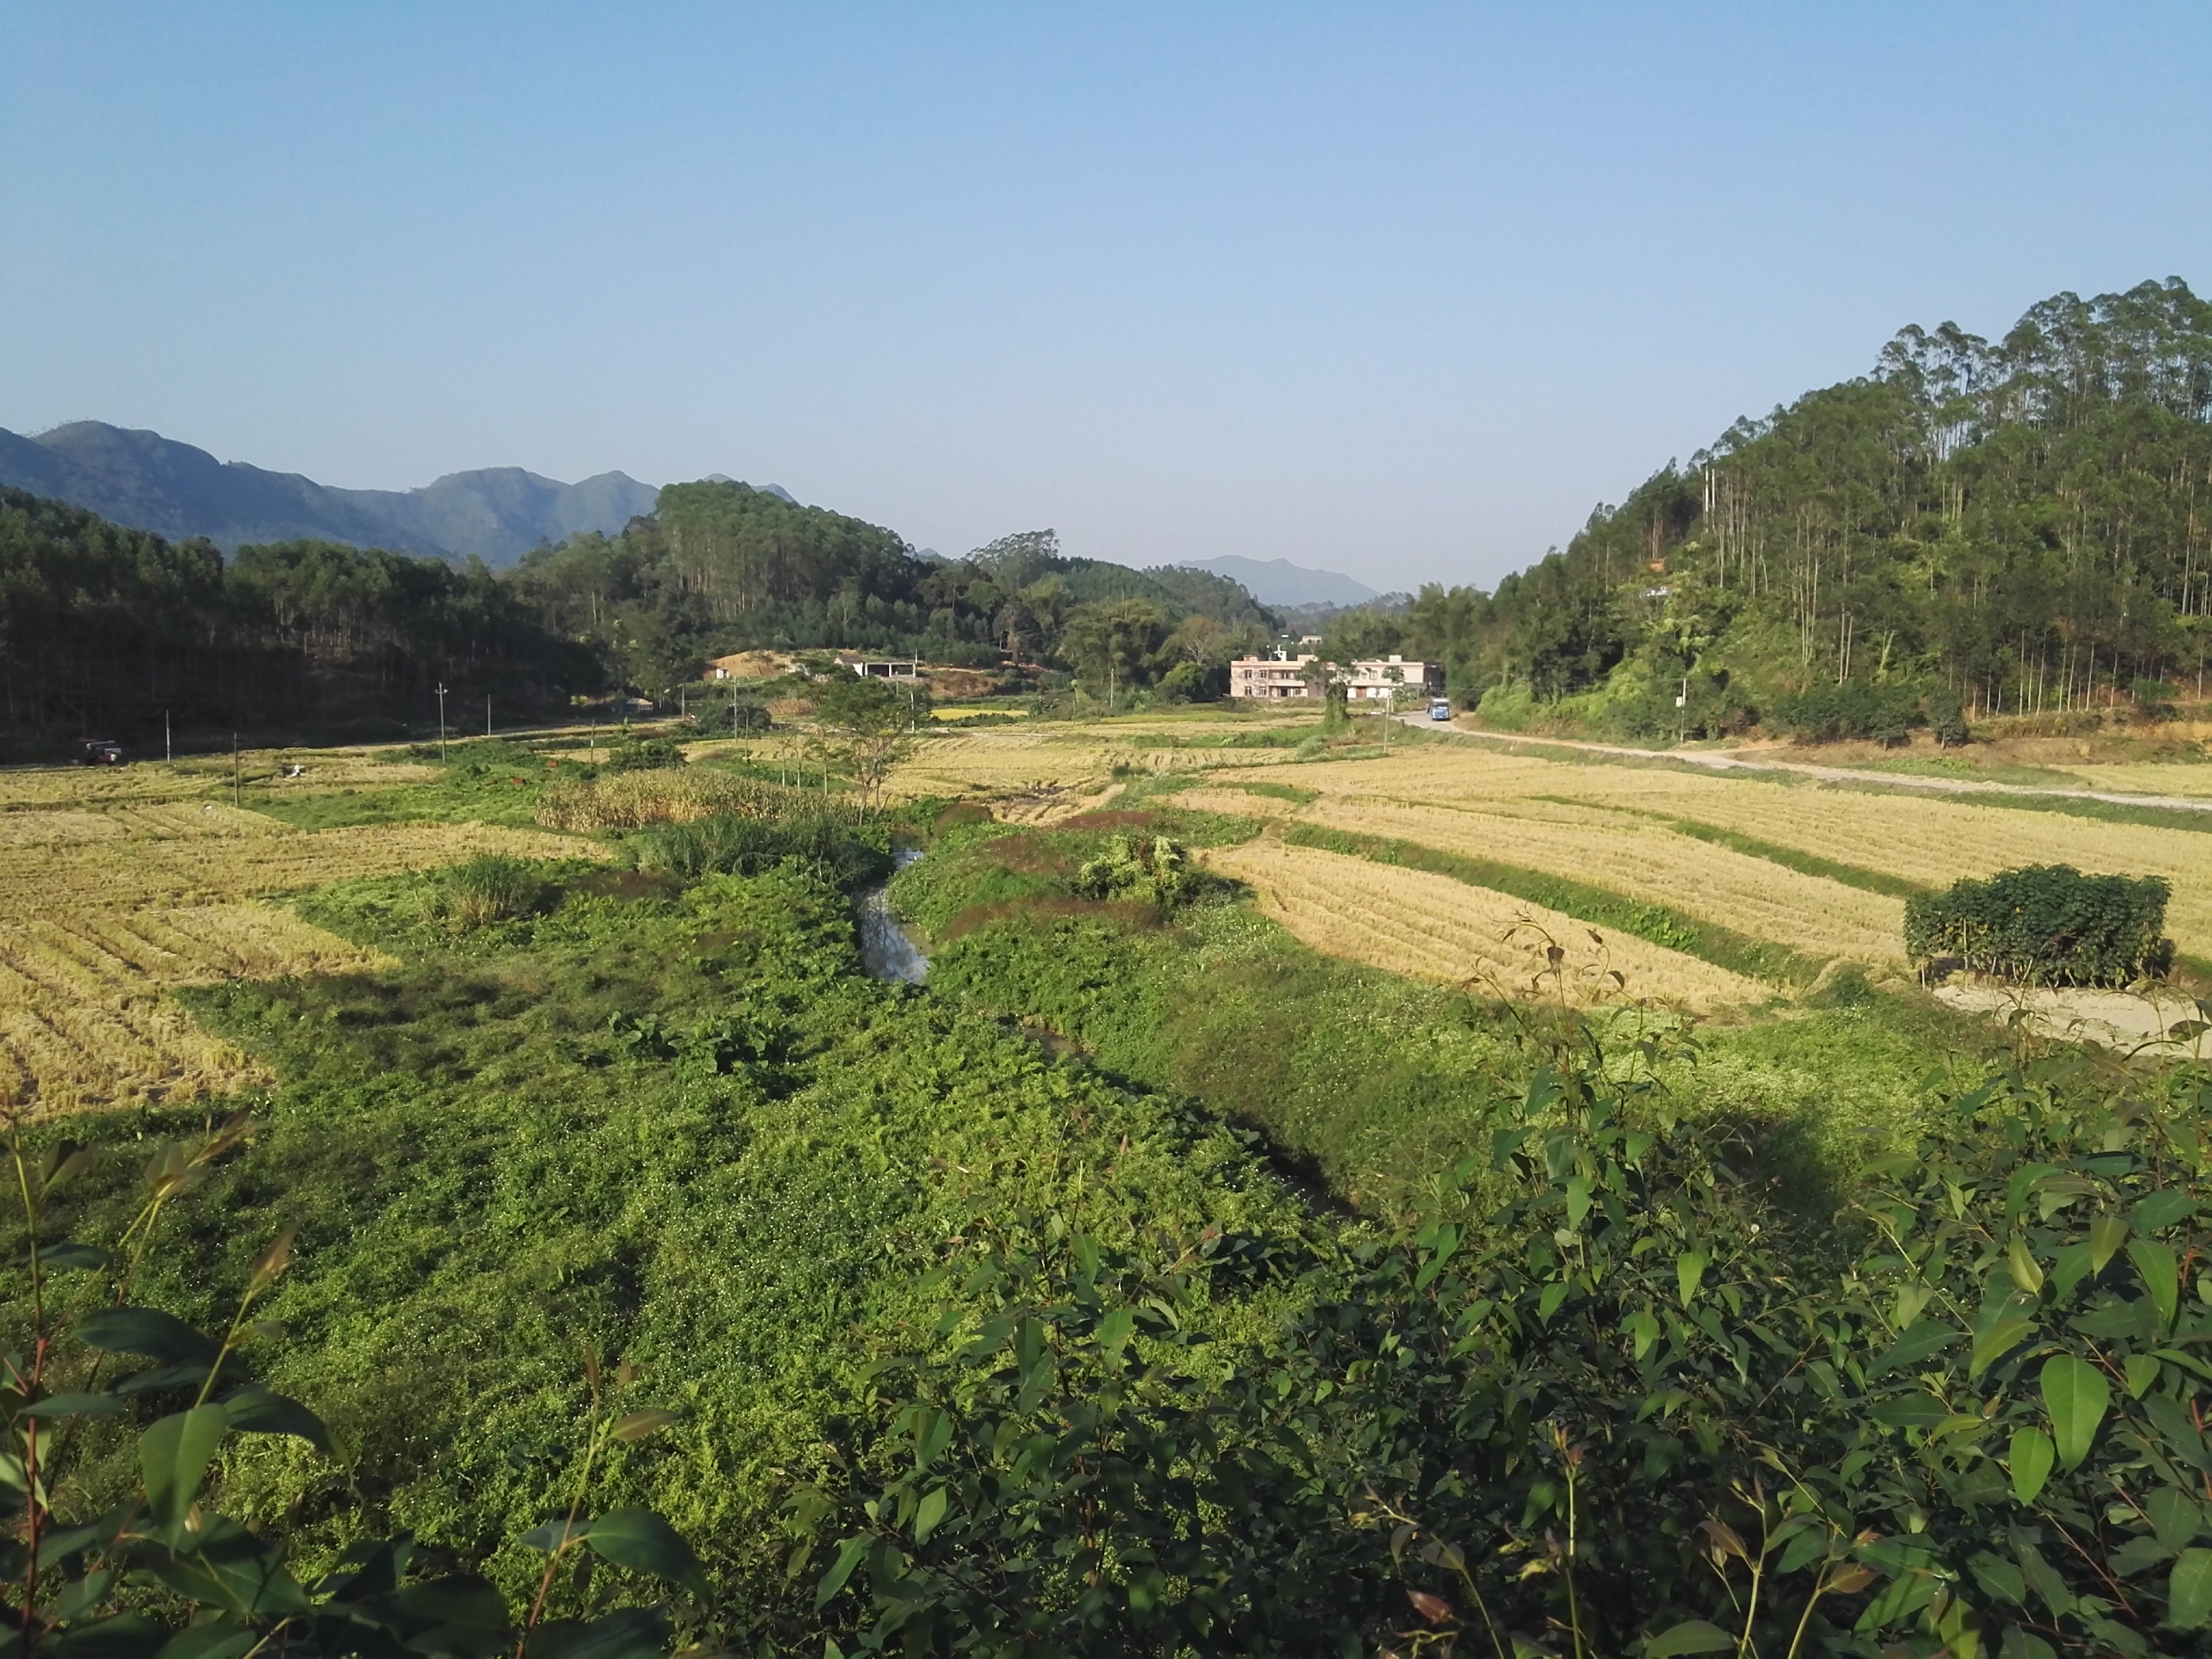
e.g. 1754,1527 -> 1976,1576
3,4 -> 2208,590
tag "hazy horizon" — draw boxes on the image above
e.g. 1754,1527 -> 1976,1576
5,5 -> 2208,590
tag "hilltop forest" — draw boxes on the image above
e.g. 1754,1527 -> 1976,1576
1335,277 -> 2212,738
0,483 -> 1276,755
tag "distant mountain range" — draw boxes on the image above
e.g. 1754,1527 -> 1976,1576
0,421 -> 661,565
1176,554 -> 1378,607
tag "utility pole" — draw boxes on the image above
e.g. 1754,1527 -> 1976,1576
165,708 -> 171,764
435,682 -> 449,762
232,732 -> 241,808
485,694 -> 492,738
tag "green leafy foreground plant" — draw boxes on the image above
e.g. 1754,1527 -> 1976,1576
3,1111 -> 707,1659
794,1052 -> 2212,1657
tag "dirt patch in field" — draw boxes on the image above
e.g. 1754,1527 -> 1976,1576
941,895 -> 1164,941
922,667 -> 1005,698
1933,980 -> 2210,1057
572,869 -> 679,902
977,834 -> 1078,877
1057,809 -> 1162,832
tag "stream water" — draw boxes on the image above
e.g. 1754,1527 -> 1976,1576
857,847 -> 928,982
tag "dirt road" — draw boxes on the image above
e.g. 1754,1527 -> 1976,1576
1399,718 -> 2212,815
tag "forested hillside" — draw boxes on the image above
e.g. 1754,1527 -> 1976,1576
0,482 -> 1278,755
0,488 -> 594,751
1347,278 -> 2212,738
511,504 -> 1276,691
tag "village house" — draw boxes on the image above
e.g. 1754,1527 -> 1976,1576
835,651 -> 920,680
1228,652 -> 1443,702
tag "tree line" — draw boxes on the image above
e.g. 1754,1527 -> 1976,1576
0,489 -> 596,754
1331,278 -> 2212,739
0,484 -> 1284,754
509,510 -> 1279,704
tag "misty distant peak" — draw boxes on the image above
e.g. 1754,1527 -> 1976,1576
1176,554 -> 1379,607
702,474 -> 795,503
0,419 -> 660,565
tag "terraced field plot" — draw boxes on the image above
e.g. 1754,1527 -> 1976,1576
884,724 -> 1294,803
0,766 -> 592,1115
1275,745 -> 2212,960
1300,795 -> 1908,965
1202,839 -> 1767,1011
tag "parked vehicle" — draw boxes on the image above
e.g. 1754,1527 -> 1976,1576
75,738 -> 124,765
1428,698 -> 1451,721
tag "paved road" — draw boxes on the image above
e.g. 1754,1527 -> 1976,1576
1392,715 -> 2212,815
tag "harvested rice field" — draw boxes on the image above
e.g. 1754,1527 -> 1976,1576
1202,839 -> 1769,1012
1300,794 -> 1908,964
0,761 -> 594,1117
9,707 -> 2205,1114
883,725 -> 1292,802
1261,743 -> 2212,961
857,709 -> 2203,1044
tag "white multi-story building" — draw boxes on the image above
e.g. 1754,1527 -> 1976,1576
1229,653 -> 1443,702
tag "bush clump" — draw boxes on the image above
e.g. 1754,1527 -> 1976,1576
1770,679 -> 1921,743
439,853 -> 552,928
1928,684 -> 1970,745
601,731 -> 687,771
630,808 -> 889,888
1076,834 -> 1193,909
1905,862 -> 2174,985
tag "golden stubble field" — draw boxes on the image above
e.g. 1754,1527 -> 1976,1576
9,713 -> 2204,1113
1202,839 -> 1767,1011
1276,747 -> 2212,962
892,716 -> 2212,1019
0,759 -> 590,1117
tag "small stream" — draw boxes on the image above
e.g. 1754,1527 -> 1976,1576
857,847 -> 929,982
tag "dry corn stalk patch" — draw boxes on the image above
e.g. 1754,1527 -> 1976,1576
1200,840 -> 1767,1012
537,769 -> 796,830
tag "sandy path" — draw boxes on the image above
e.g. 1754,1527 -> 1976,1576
1404,720 -> 2212,815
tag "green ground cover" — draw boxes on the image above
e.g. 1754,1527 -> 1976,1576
246,741 -> 568,830
893,818 -> 1974,1212
7,847 -> 1312,1633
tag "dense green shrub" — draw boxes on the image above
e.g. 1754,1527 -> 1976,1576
1906,863 -> 2175,985
602,732 -> 687,772
1771,680 -> 1921,743
2133,679 -> 2180,722
1929,684 -> 1971,746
